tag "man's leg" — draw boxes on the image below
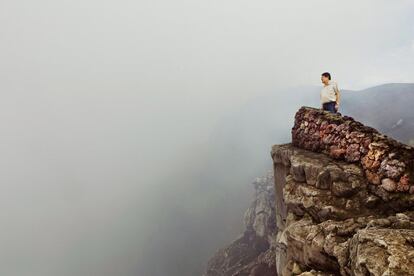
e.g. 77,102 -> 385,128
327,102 -> 336,113
323,102 -> 336,113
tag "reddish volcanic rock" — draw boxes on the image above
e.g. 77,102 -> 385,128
345,143 -> 361,162
366,170 -> 381,185
292,107 -> 414,193
397,174 -> 410,192
330,146 -> 346,159
381,178 -> 397,192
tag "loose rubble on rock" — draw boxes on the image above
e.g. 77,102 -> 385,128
206,106 -> 414,276
292,107 -> 414,193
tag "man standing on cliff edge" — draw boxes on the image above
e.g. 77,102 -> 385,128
320,72 -> 340,113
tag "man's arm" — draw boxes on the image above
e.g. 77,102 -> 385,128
336,90 -> 341,104
335,83 -> 340,110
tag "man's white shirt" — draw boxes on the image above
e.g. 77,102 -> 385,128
320,80 -> 339,104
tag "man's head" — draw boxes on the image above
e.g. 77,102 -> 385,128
321,72 -> 331,84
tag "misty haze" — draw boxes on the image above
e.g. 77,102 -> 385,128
1,1 -> 414,276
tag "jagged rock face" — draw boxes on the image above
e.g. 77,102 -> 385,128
204,172 -> 277,276
271,143 -> 414,276
206,106 -> 414,276
292,107 -> 414,193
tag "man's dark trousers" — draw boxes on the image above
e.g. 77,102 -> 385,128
322,101 -> 336,113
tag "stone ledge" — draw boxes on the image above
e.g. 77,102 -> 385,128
291,106 -> 414,193
271,144 -> 414,222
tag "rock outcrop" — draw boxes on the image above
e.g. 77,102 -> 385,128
205,107 -> 414,276
272,144 -> 414,275
292,107 -> 414,193
204,172 -> 277,276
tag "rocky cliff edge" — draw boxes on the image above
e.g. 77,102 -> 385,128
205,107 -> 414,276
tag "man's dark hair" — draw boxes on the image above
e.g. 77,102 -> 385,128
321,72 -> 331,80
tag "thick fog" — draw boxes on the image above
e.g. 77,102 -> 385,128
1,1 -> 414,275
